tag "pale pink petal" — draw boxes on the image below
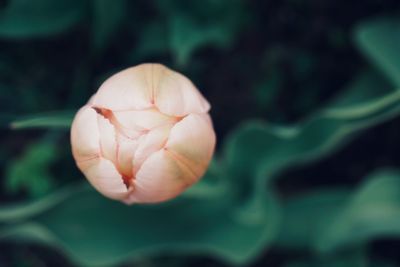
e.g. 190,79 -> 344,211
78,157 -> 129,201
97,115 -> 117,164
165,114 -> 216,178
113,108 -> 176,130
153,66 -> 210,116
87,94 -> 96,105
70,106 -> 101,161
133,123 -> 173,173
126,150 -> 196,203
93,64 -> 154,111
116,133 -> 139,178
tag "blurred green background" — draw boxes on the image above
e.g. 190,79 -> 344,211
1,0 -> 400,266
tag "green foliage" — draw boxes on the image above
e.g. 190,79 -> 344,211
355,17 -> 400,87
317,170 -> 400,252
5,139 -> 57,197
1,76 -> 400,266
91,0 -> 127,54
156,0 -> 247,66
0,0 -> 87,38
9,111 -> 74,130
278,169 -> 400,258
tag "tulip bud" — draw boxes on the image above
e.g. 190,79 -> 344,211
70,64 -> 216,204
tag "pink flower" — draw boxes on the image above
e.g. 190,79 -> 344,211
70,64 -> 216,204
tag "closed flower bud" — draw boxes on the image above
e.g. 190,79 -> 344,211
70,64 -> 216,204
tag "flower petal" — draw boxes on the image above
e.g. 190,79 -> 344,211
97,114 -> 117,164
78,157 -> 129,201
92,64 -> 154,111
153,65 -> 210,116
133,123 -> 173,173
165,113 -> 216,178
116,133 -> 139,178
126,149 -> 196,203
70,106 -> 101,162
113,108 -> 176,130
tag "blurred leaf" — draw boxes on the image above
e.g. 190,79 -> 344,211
0,0 -> 87,38
327,69 -> 392,108
277,169 -> 400,254
222,70 -> 400,225
276,189 -> 351,250
5,139 -> 57,197
253,68 -> 282,112
133,21 -> 168,60
355,17 -> 400,87
9,110 -> 74,130
169,15 -> 234,66
155,0 -> 247,66
316,169 -> 400,252
1,68 -> 400,266
91,0 -> 126,54
223,76 -> 400,190
0,168 -> 280,267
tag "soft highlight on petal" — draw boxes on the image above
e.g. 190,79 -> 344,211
93,64 -> 154,110
154,68 -> 211,116
71,106 -> 101,161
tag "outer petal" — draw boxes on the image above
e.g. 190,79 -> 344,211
153,65 -> 210,116
78,157 -> 129,201
126,150 -> 196,203
165,114 -> 216,178
71,106 -> 101,162
97,115 -> 117,164
92,64 -> 154,111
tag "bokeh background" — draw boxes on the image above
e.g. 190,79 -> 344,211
1,0 -> 400,266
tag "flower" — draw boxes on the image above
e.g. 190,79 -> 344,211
70,63 -> 216,204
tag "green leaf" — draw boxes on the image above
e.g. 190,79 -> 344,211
276,189 -> 351,250
354,18 -> 400,87
132,21 -> 168,60
277,169 -> 400,254
221,70 -> 400,223
9,110 -> 75,130
91,0 -> 126,53
169,14 -> 233,66
0,169 -> 281,267
316,169 -> 400,252
1,69 -> 400,266
223,75 -> 400,190
0,0 -> 87,38
161,0 -> 247,66
5,139 -> 58,197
